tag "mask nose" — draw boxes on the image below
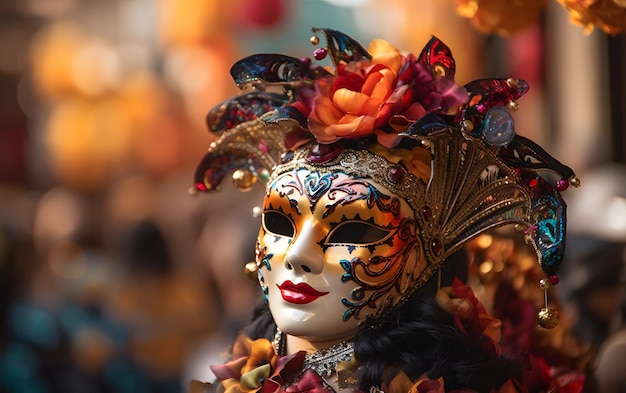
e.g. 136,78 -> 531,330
284,219 -> 325,274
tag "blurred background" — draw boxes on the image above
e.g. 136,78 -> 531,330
0,0 -> 625,392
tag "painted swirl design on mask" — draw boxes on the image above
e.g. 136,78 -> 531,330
324,177 -> 402,219
274,170 -> 338,214
339,218 -> 418,322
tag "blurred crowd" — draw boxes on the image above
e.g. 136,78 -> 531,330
0,0 -> 625,392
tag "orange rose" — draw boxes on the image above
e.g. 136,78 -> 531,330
307,39 -> 467,148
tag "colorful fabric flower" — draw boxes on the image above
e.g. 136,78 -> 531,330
284,369 -> 335,393
435,278 -> 503,356
307,39 -> 467,148
210,334 -> 307,393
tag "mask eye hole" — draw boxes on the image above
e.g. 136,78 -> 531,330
263,211 -> 295,238
327,221 -> 391,245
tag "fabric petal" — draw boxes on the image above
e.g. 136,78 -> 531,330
374,130 -> 403,148
211,357 -> 248,381
368,39 -> 404,74
243,339 -> 277,374
241,364 -> 271,389
333,88 -> 370,114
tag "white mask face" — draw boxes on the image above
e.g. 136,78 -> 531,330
256,167 -> 425,342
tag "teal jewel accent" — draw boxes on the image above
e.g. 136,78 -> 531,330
340,259 -> 353,282
481,106 -> 515,146
531,193 -> 564,272
341,299 -> 356,321
350,287 -> 365,301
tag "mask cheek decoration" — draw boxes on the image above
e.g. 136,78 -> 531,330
339,217 -> 426,321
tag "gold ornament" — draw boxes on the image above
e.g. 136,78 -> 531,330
310,35 -> 320,45
506,78 -> 519,88
537,307 -> 559,329
244,261 -> 259,281
232,168 -> 257,190
461,119 -> 474,132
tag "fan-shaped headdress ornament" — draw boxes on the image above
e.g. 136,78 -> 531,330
192,28 -> 579,328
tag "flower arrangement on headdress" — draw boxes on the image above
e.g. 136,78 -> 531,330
300,37 -> 468,148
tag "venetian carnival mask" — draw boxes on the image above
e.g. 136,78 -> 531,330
192,28 -> 579,330
257,162 -> 426,339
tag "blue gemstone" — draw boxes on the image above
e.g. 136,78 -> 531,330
481,106 -> 515,146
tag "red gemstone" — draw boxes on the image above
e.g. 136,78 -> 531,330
529,178 -> 539,188
556,179 -> 569,191
432,238 -> 442,256
422,206 -> 432,221
306,143 -> 343,163
389,167 -> 403,183
314,48 -> 327,60
548,275 -> 559,286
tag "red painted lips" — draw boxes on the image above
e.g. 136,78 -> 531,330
277,280 -> 329,304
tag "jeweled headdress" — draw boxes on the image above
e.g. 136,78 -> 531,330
192,28 -> 578,328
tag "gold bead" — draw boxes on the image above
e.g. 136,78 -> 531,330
539,278 -> 551,290
310,35 -> 320,45
508,101 -> 519,111
188,186 -> 199,196
232,169 -> 257,190
244,261 -> 259,281
537,307 -> 559,329
569,177 -> 581,188
461,119 -> 474,132
506,78 -> 519,88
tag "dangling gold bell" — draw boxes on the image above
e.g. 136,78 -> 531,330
232,169 -> 257,191
537,307 -> 559,329
244,261 -> 259,281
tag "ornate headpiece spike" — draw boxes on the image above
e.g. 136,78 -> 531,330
193,91 -> 308,192
417,36 -> 456,78
310,27 -> 372,67
230,54 -> 331,90
193,28 -> 579,327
